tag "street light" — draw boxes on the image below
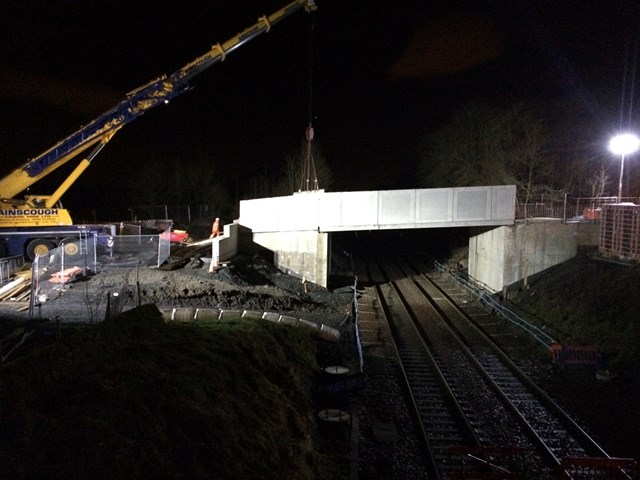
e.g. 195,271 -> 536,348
609,133 -> 640,202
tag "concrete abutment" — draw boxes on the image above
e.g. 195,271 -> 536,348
468,220 -> 599,294
252,230 -> 330,287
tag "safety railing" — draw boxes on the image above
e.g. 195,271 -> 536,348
432,259 -> 557,349
516,195 -> 640,222
351,275 -> 364,373
0,255 -> 26,286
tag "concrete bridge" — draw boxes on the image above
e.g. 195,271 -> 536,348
238,185 -> 516,287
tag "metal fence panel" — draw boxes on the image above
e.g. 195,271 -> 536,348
599,204 -> 640,260
516,196 -> 640,221
29,230 -> 170,320
0,255 -> 26,286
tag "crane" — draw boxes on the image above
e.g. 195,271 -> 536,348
0,0 -> 317,259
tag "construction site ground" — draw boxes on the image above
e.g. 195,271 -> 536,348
0,244 -> 354,325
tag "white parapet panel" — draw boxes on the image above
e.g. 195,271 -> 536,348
317,190 -> 380,231
416,188 -> 454,222
493,185 -> 517,221
338,191 -> 380,227
239,185 -> 516,233
453,185 -> 516,223
379,189 -> 416,225
278,191 -> 321,231
317,192 -> 343,227
240,191 -> 322,232
455,187 -> 492,220
239,196 -> 283,232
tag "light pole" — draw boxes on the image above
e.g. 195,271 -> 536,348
609,133 -> 640,202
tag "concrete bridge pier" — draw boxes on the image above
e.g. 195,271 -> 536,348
252,230 -> 330,287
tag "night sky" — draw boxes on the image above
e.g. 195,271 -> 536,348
1,0 -> 639,209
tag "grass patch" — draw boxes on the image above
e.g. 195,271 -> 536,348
1,305 -> 337,479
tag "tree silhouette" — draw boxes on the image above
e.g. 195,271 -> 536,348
418,101 -> 553,203
174,145 -> 232,218
274,139 -> 334,196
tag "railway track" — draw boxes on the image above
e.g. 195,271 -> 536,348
354,247 -> 637,479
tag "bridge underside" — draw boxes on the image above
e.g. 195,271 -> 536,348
239,186 -> 516,287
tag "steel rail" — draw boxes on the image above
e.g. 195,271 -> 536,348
413,262 -> 610,458
368,252 -> 514,478
353,235 -> 635,479
397,255 -> 637,479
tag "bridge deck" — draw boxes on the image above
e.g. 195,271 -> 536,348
240,186 -> 515,233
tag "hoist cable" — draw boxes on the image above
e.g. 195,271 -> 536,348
299,12 -> 319,192
307,13 -> 316,126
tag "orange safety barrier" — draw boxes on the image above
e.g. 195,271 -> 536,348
549,343 -> 601,368
583,207 -> 601,220
50,266 -> 83,284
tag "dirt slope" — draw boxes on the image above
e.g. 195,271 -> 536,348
507,253 -> 640,370
504,253 -> 640,460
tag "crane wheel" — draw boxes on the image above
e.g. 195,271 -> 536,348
26,239 -> 55,260
61,237 -> 81,257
